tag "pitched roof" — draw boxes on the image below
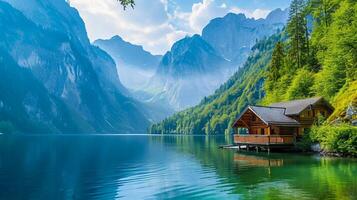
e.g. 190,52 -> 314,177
269,97 -> 324,115
249,106 -> 300,126
233,97 -> 334,128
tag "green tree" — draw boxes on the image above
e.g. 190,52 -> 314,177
313,0 -> 357,99
117,0 -> 135,9
309,0 -> 339,27
266,42 -> 285,91
287,0 -> 309,70
287,69 -> 315,100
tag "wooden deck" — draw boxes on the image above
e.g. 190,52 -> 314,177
234,134 -> 294,146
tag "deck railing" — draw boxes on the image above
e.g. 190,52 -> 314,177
234,134 -> 294,145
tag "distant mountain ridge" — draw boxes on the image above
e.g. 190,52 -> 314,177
94,36 -> 161,71
156,35 -> 230,77
94,36 -> 161,91
146,9 -> 289,111
202,8 -> 288,65
146,34 -> 232,110
0,0 -> 150,133
149,33 -> 284,134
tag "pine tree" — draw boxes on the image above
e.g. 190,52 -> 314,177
287,0 -> 309,70
267,42 -> 285,84
309,0 -> 338,28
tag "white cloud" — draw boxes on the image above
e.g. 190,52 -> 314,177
70,0 -> 271,55
230,7 -> 271,19
70,0 -> 184,55
170,0 -> 271,36
188,0 -> 229,33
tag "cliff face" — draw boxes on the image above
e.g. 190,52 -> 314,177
94,35 -> 161,90
146,9 -> 288,111
148,35 -> 232,111
202,9 -> 288,65
0,1 -> 150,133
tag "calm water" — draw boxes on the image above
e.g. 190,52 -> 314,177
0,134 -> 356,200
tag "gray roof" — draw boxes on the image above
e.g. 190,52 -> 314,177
269,97 -> 323,115
249,106 -> 300,126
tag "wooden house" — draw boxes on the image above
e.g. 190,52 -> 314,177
232,97 -> 334,150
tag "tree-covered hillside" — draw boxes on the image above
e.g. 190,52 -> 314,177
150,33 -> 284,134
150,0 -> 356,136
262,0 -> 356,119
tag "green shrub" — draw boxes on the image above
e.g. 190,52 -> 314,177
311,124 -> 357,156
296,131 -> 313,152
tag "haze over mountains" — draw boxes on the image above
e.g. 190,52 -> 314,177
0,0 -> 150,133
94,36 -> 161,91
95,9 -> 288,111
0,0 -> 289,134
202,9 -> 289,64
96,8 -> 289,111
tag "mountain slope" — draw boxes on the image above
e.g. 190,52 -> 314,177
202,9 -> 288,65
0,1 -> 149,133
148,35 -> 232,111
0,48 -> 93,133
94,36 -> 161,90
149,33 -> 284,134
147,10 -> 288,111
150,0 -> 356,136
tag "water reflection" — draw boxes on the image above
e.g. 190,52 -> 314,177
234,153 -> 284,167
0,134 -> 355,200
148,135 -> 357,200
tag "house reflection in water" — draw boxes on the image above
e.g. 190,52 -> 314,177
233,153 -> 284,167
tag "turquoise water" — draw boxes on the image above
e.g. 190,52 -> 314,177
0,134 -> 356,200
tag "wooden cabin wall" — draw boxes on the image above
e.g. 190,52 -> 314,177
270,125 -> 297,136
236,110 -> 269,135
291,104 -> 333,127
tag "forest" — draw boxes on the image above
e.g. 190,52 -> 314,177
150,0 -> 357,155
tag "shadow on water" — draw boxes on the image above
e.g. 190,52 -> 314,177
0,134 -> 152,199
0,134 -> 355,200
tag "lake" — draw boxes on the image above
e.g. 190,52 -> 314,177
0,134 -> 356,200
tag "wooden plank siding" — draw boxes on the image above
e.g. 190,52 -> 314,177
234,135 -> 294,145
231,97 -> 334,149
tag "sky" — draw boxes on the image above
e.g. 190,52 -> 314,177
70,0 -> 292,55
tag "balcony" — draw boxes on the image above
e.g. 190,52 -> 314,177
234,134 -> 294,146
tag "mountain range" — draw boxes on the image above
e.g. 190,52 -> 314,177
147,9 -> 288,111
94,36 -> 161,91
150,33 -> 283,134
202,9 -> 288,64
150,0 -> 357,137
0,0 -> 289,134
0,0 -> 150,133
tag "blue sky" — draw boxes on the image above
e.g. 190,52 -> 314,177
172,0 -> 291,12
71,0 -> 291,55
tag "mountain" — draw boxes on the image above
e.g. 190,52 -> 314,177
147,9 -> 288,111
202,9 -> 288,65
0,0 -> 150,133
150,0 -> 356,137
150,33 -> 283,134
265,8 -> 290,24
94,36 -> 161,90
147,35 -> 232,111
